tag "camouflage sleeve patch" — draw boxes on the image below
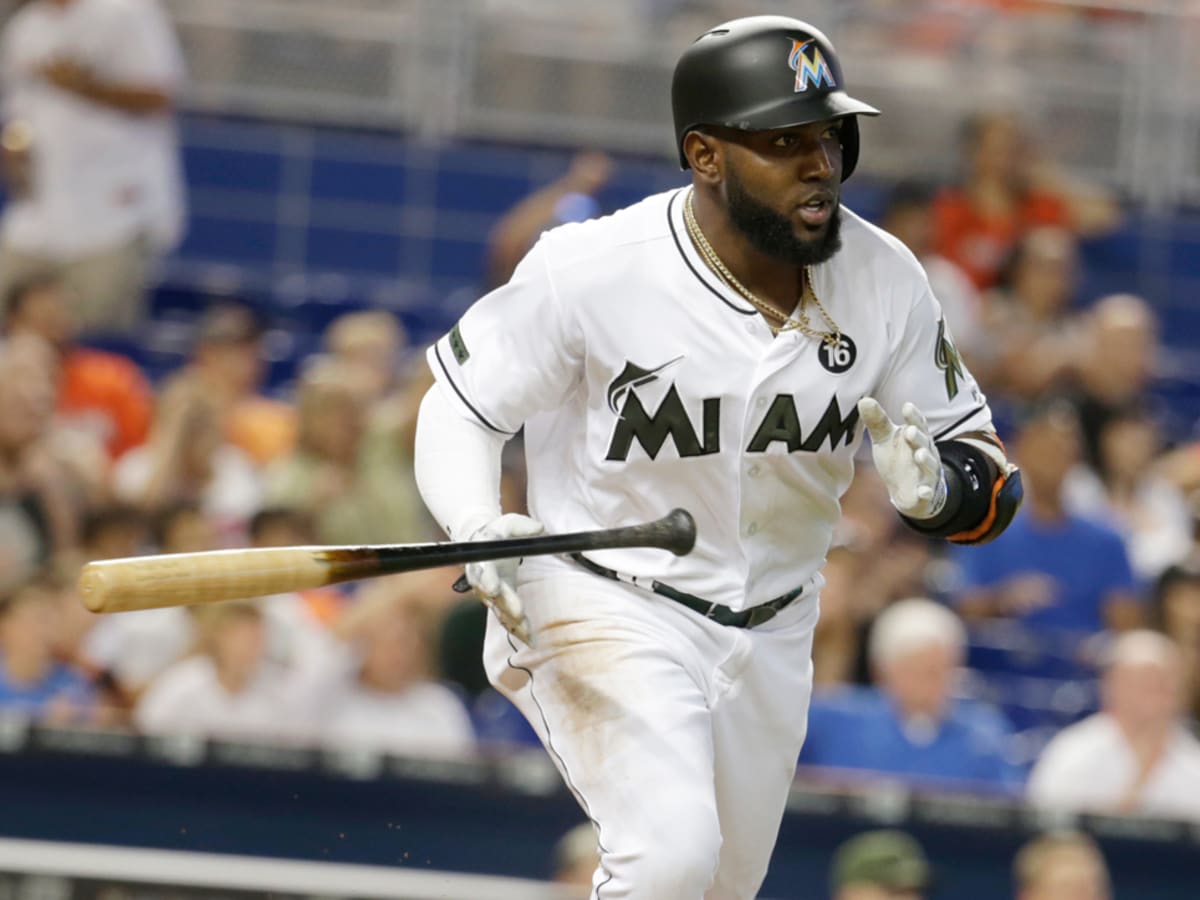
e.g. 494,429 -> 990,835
449,323 -> 470,365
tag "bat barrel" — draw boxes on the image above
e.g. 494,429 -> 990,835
78,547 -> 339,613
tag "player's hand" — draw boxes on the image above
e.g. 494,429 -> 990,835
38,58 -> 94,96
465,513 -> 545,644
857,397 -> 947,520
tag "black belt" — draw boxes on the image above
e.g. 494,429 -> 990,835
568,553 -> 810,629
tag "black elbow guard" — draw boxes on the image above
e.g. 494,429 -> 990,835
900,439 -> 1023,545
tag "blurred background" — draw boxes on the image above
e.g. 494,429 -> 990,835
1,1 -> 1199,898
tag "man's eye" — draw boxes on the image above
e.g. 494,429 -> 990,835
772,135 -> 795,148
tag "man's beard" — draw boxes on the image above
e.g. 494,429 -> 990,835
726,166 -> 842,267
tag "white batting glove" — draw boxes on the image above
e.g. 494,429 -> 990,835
857,397 -> 948,520
465,513 -> 545,644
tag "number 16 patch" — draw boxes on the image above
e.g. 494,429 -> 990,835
818,334 -> 857,374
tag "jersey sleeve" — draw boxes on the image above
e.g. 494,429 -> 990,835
0,17 -> 25,119
874,287 -> 993,442
102,0 -> 186,89
426,238 -> 584,436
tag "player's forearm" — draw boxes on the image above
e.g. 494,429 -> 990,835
486,186 -> 569,286
901,432 -> 1022,545
78,80 -> 173,114
413,384 -> 507,540
43,63 -> 174,115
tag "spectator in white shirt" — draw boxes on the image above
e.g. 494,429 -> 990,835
322,575 -> 476,758
1026,630 -> 1200,821
135,601 -> 315,744
1063,405 -> 1192,583
0,0 -> 186,334
1013,830 -> 1111,900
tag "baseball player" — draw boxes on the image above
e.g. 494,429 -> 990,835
414,15 -> 1022,900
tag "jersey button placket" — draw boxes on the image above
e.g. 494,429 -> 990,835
739,368 -> 770,558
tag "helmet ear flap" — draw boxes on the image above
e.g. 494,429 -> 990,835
839,116 -> 860,182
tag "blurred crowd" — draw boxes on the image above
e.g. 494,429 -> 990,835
797,106 -> 1200,823
3,4 -> 1200,881
822,827 -> 1116,900
551,821 -> 1120,899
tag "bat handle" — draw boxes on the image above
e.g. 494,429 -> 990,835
449,507 -> 696,593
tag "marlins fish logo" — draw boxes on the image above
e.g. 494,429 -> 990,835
607,357 -> 684,414
788,39 -> 836,93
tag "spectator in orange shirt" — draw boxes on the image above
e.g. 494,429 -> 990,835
933,110 -> 1119,290
3,274 -> 151,460
111,373 -> 262,541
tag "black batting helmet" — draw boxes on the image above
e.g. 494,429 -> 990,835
672,16 -> 880,180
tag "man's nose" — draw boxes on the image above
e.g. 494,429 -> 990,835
798,141 -> 835,181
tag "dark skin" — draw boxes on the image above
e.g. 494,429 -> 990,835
34,0 -> 172,115
39,58 -> 173,115
683,119 -> 842,325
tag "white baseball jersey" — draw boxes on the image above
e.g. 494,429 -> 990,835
0,0 -> 187,256
428,187 -> 991,611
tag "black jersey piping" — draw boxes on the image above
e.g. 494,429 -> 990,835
666,190 -> 757,317
433,342 -> 516,436
934,402 -> 989,441
504,632 -> 615,897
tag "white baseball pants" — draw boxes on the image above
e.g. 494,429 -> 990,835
483,564 -> 818,899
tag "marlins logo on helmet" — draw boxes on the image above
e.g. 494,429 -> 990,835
788,39 -> 836,92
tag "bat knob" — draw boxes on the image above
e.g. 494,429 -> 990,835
663,508 -> 697,556
77,562 -> 112,613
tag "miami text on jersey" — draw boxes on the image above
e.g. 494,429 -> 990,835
605,364 -> 859,461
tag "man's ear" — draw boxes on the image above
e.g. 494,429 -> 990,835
683,131 -> 722,186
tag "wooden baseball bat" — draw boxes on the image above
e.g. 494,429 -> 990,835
78,508 -> 696,614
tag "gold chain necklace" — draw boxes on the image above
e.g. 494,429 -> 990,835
683,189 -> 843,347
